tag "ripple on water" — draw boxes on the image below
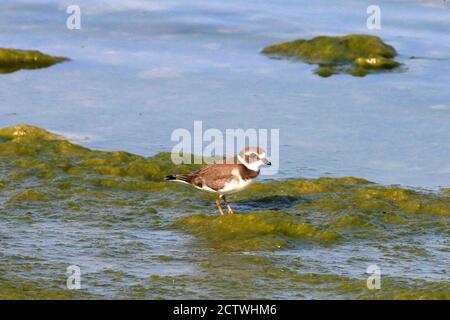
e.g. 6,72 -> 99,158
0,125 -> 449,299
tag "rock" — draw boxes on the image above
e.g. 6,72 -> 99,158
262,34 -> 400,77
0,48 -> 69,74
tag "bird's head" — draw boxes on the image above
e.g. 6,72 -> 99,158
237,147 -> 271,171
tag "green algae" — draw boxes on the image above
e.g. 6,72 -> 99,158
0,48 -> 68,74
9,190 -> 50,203
262,34 -> 400,77
1,124 -> 449,300
130,253 -> 450,300
239,176 -> 371,196
354,187 -> 450,217
174,211 -> 339,251
234,179 -> 450,219
0,255 -> 92,299
157,255 -> 174,262
0,279 -> 84,300
0,271 -> 93,300
359,278 -> 450,300
0,125 -> 200,189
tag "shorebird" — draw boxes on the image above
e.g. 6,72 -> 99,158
165,147 -> 271,215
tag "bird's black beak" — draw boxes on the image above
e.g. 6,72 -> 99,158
262,158 -> 271,166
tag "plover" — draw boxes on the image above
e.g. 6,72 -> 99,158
165,147 -> 271,215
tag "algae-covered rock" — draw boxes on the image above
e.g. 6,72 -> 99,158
0,124 -> 200,188
262,34 -> 400,77
0,124 -> 62,141
0,48 -> 68,74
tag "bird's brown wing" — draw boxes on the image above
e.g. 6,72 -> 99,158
191,164 -> 239,191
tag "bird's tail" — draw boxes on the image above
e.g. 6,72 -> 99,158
165,174 -> 194,184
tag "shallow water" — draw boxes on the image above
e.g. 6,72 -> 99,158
0,125 -> 449,299
0,0 -> 449,299
0,0 -> 449,187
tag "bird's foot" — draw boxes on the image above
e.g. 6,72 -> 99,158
222,195 -> 234,215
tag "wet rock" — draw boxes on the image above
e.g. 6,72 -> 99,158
0,48 -> 68,74
262,34 -> 400,77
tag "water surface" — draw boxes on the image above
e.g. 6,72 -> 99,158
0,0 -> 449,187
0,0 -> 449,299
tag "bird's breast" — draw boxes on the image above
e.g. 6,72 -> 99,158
218,177 -> 255,195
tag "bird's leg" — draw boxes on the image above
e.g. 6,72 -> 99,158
222,195 -> 234,215
215,196 -> 224,216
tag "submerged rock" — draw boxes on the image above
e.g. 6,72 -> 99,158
262,34 -> 400,77
0,48 -> 68,74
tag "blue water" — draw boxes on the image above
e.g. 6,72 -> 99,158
0,0 -> 449,188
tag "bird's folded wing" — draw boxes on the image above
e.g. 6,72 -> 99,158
194,164 -> 239,190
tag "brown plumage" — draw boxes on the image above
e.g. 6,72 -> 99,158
168,163 -> 259,192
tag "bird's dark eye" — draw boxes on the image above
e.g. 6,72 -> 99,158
249,153 -> 257,159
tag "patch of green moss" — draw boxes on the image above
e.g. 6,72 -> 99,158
131,255 -> 450,300
0,275 -> 90,299
145,207 -> 158,214
355,187 -> 450,217
0,125 -> 56,139
173,211 -> 339,251
361,277 -> 450,300
250,181 -> 450,219
9,190 -> 50,203
233,177 -> 371,203
0,48 -> 68,74
262,34 -> 400,77
316,66 -> 339,77
157,255 -> 174,262
0,125 -> 200,190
